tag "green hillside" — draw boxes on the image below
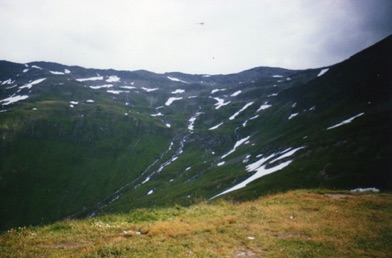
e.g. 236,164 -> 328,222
0,35 -> 391,231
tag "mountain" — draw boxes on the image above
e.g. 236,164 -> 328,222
0,35 -> 391,231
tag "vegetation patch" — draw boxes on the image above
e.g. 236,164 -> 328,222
1,190 -> 391,257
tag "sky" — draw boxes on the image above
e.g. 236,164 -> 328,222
0,0 -> 391,75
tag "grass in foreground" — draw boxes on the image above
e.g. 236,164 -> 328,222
1,190 -> 391,257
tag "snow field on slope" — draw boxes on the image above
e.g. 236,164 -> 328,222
231,90 -> 242,97
212,147 -> 305,199
213,97 -> 230,109
18,78 -> 47,90
106,90 -> 130,95
209,122 -> 224,130
171,89 -> 185,94
288,113 -> 299,120
167,76 -> 189,84
142,87 -> 159,92
1,78 -> 47,106
76,76 -> 103,82
327,113 -> 364,130
165,97 -> 183,106
1,79 -> 15,85
0,95 -> 29,106
188,112 -> 203,132
257,103 -> 271,112
106,76 -> 120,82
90,84 -> 113,89
221,136 -> 250,159
229,102 -> 254,120
211,88 -> 226,94
50,71 -> 65,75
317,68 -> 329,77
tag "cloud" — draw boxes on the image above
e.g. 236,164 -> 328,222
0,0 -> 391,74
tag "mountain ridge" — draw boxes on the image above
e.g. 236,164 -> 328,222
0,35 -> 391,231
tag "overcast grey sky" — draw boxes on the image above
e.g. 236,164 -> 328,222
0,0 -> 391,74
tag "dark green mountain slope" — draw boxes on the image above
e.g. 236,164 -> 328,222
0,35 -> 391,231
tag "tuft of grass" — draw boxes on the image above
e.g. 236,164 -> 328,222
1,189 -> 391,257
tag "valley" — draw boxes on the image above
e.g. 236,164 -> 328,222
0,35 -> 391,232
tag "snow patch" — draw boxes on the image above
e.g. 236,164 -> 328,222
288,113 -> 298,120
76,76 -> 103,82
209,122 -> 223,130
257,103 -> 271,112
147,190 -> 154,195
327,113 -> 364,130
221,136 -> 250,159
0,95 -> 29,105
165,97 -> 183,106
212,147 -> 304,199
211,88 -> 226,94
142,177 -> 150,184
243,154 -> 251,163
171,89 -> 185,94
350,187 -> 379,193
86,99 -> 95,103
106,90 -> 130,94
69,101 -> 79,105
272,75 -> 283,78
49,71 -> 65,75
142,87 -> 159,92
19,78 -> 46,90
64,69 -> 71,74
166,123 -> 171,128
2,79 -> 14,85
106,76 -> 120,82
231,90 -> 242,97
167,76 -> 189,84
272,147 -> 305,163
151,112 -> 164,117
89,84 -> 113,89
217,161 -> 225,166
213,97 -> 230,109
229,102 -> 254,120
188,112 -> 203,132
120,86 -> 136,90
317,68 -> 329,77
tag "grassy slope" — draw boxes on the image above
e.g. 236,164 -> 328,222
0,88 -> 174,230
1,190 -> 391,257
1,36 -> 390,232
